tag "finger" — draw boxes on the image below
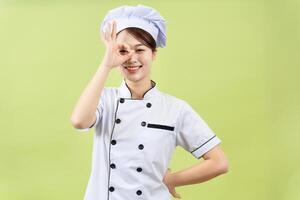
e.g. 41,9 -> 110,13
104,26 -> 109,41
104,22 -> 111,41
172,191 -> 181,199
118,43 -> 130,50
117,45 -> 129,56
174,193 -> 181,198
170,188 -> 181,198
107,22 -> 112,41
100,30 -> 106,42
111,20 -> 116,40
119,53 -> 133,66
122,51 -> 133,61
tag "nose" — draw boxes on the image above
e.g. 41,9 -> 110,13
126,50 -> 139,63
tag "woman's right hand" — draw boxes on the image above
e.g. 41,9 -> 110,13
100,20 -> 133,69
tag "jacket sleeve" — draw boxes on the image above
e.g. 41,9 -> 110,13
176,100 -> 221,159
73,88 -> 106,132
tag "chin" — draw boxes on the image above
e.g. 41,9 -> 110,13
125,75 -> 148,83
125,77 -> 142,83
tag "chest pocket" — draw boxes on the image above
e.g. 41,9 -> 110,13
146,123 -> 175,131
142,122 -> 176,175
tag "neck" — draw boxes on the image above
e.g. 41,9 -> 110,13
125,78 -> 153,99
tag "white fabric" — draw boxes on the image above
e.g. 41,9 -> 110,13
100,4 -> 167,48
74,79 -> 221,200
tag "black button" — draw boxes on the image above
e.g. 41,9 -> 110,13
111,140 -> 117,145
138,144 -> 144,150
137,167 -> 142,172
115,118 -> 121,124
110,163 -> 116,169
136,190 -> 142,195
146,103 -> 152,108
120,98 -> 125,103
109,186 -> 115,192
141,121 -> 146,126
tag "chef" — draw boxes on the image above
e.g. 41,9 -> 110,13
71,4 -> 228,200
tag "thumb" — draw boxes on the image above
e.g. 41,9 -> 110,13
171,189 -> 181,199
174,192 -> 181,199
126,50 -> 133,58
122,51 -> 133,62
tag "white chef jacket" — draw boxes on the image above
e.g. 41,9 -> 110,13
74,79 -> 221,200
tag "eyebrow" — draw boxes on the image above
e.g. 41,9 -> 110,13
121,43 -> 145,49
133,44 -> 145,47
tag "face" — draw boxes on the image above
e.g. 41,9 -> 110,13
116,30 -> 156,84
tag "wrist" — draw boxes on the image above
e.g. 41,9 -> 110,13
99,63 -> 113,71
169,172 -> 180,187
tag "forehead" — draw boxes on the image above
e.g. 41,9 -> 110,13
116,30 -> 145,48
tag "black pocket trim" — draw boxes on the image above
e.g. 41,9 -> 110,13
147,123 -> 175,131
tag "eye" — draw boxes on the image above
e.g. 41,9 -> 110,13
119,49 -> 129,54
136,49 -> 145,52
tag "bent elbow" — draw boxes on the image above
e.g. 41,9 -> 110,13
70,117 -> 85,129
218,159 -> 229,174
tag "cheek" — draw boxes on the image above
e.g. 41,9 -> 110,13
140,55 -> 153,65
117,66 -> 122,72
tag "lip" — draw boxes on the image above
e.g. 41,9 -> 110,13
124,65 -> 142,73
124,65 -> 142,68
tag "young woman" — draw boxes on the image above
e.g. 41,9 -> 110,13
70,4 -> 229,200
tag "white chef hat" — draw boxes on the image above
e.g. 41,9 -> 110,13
100,4 -> 167,48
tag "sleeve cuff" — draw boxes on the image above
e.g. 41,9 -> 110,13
190,135 -> 221,159
73,108 -> 100,132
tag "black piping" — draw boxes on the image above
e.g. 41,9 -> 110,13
191,135 -> 216,154
107,100 -> 120,200
89,107 -> 100,128
124,79 -> 156,99
124,81 -> 133,98
89,123 -> 95,128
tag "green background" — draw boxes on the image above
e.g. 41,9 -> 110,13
1,0 -> 299,199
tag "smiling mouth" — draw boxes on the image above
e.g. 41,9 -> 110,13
124,65 -> 142,69
124,65 -> 143,73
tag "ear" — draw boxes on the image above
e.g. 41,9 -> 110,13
152,50 -> 157,61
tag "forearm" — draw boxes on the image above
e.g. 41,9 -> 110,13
170,159 -> 227,187
70,62 -> 111,128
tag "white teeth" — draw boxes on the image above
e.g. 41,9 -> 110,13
125,65 -> 142,69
